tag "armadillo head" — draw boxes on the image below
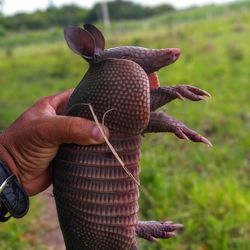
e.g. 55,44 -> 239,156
65,24 -> 180,90
64,24 -> 180,134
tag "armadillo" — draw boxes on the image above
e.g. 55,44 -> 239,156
53,24 -> 212,250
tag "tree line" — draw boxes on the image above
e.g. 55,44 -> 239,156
1,0 -> 175,31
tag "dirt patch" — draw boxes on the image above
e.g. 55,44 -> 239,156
38,186 -> 65,250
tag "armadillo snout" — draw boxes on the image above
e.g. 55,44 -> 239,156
100,47 -> 181,74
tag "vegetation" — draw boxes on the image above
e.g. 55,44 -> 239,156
0,1 -> 249,249
85,0 -> 174,23
0,199 -> 45,250
2,0 -> 174,32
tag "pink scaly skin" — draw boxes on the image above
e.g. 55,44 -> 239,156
136,221 -> 183,242
53,24 -> 212,250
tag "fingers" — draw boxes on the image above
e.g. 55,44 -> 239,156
25,89 -> 109,145
43,116 -> 109,145
48,89 -> 74,113
29,89 -> 75,118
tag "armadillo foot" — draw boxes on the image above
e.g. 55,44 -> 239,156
136,220 -> 183,242
144,112 -> 212,146
150,85 -> 211,111
170,85 -> 211,101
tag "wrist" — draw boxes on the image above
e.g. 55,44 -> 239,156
0,128 -> 29,221
0,132 -> 22,184
0,160 -> 29,221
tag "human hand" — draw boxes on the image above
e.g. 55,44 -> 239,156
0,89 -> 109,196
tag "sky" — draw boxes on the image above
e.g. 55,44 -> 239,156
2,0 -> 235,16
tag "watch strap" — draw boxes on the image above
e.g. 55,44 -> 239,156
0,160 -> 29,222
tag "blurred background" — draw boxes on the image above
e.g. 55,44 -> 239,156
0,0 -> 249,249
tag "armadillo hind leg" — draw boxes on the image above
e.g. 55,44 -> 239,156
150,85 -> 211,111
144,112 -> 212,146
136,221 -> 183,242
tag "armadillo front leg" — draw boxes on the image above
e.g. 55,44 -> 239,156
144,112 -> 212,146
150,85 -> 210,111
136,221 -> 183,242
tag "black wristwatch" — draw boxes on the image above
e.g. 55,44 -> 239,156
0,160 -> 29,222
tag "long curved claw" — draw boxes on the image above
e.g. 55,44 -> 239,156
136,221 -> 184,242
150,85 -> 211,111
174,125 -> 213,147
173,85 -> 211,101
144,112 -> 212,147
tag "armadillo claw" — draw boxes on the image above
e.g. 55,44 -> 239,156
136,221 -> 184,242
172,85 -> 211,101
145,112 -> 212,146
175,125 -> 213,147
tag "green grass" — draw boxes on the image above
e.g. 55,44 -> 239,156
0,3 -> 250,250
0,199 -> 45,250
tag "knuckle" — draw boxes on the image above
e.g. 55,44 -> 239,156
39,96 -> 50,104
65,117 -> 88,143
35,96 -> 51,110
66,117 -> 77,139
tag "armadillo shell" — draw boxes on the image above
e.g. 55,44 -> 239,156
65,58 -> 150,135
53,133 -> 142,250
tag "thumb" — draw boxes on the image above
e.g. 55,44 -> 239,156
46,115 -> 109,145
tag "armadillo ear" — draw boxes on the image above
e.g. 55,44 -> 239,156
83,24 -> 105,52
64,26 -> 95,58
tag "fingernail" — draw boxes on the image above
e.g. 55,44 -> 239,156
91,125 -> 109,143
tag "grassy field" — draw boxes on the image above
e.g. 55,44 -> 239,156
0,2 -> 249,250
